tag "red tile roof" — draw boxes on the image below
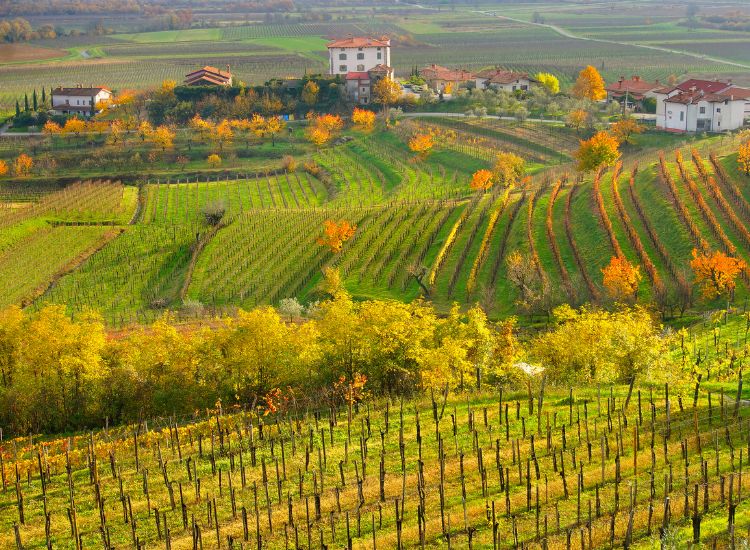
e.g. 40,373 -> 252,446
368,64 -> 392,74
725,86 -> 750,100
327,36 -> 390,49
419,64 -> 474,82
185,65 -> 231,79
605,75 -> 660,95
184,65 -> 232,86
346,72 -> 371,80
664,90 -> 745,105
675,79 -> 732,94
475,68 -> 535,85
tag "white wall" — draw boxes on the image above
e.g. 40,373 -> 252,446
329,46 -> 389,76
476,77 -> 531,92
52,90 -> 111,109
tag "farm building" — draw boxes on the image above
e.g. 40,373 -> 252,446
654,78 -> 750,132
51,85 -> 112,117
418,64 -> 474,93
344,64 -> 392,104
327,36 -> 392,77
475,69 -> 537,92
605,75 -> 661,110
184,66 -> 233,87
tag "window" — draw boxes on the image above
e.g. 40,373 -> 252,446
339,65 -> 347,72
679,111 -> 684,121
357,53 -> 365,60
716,108 -> 721,113
699,106 -> 706,114
377,47 -> 381,51
358,47 -> 363,51
339,53 -> 347,60
357,64 -> 365,71
377,53 -> 382,60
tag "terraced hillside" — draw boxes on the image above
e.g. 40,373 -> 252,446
1,119 -> 748,323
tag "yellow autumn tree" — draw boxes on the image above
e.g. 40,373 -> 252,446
690,248 -> 746,300
207,154 -> 222,168
211,119 -> 234,152
566,109 -> 589,132
352,107 -> 376,130
137,120 -> 154,141
63,117 -> 86,135
14,153 -> 33,176
572,65 -> 607,101
738,140 -> 750,176
150,125 -> 175,152
535,72 -> 560,94
301,80 -> 320,105
0,160 -> 7,177
575,131 -> 620,172
470,168 -> 494,191
493,151 -> 525,187
372,77 -> 401,121
602,255 -> 642,301
263,116 -> 285,146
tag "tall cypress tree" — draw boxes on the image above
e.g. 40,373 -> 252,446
41,87 -> 46,105
32,89 -> 37,111
24,93 -> 29,112
15,100 -> 20,117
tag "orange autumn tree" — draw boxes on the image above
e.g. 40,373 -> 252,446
739,140 -> 750,176
690,247 -> 746,300
408,133 -> 434,159
575,131 -> 620,172
0,159 -> 8,177
318,220 -> 357,252
43,120 -> 62,134
602,256 -> 642,301
14,153 -> 33,177
352,107 -> 376,130
470,168 -> 494,191
610,117 -> 645,145
572,65 -> 607,101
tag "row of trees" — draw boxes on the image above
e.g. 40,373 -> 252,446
0,272 -> 676,435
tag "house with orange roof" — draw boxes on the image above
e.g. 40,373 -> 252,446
184,66 -> 233,87
605,75 -> 661,110
419,64 -> 474,93
327,36 -> 392,78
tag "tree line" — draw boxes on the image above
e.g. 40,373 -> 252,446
0,267 -> 677,436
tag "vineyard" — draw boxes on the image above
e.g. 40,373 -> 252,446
1,378 -> 750,548
2,119 -> 749,322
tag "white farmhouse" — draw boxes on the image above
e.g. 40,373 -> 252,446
327,36 -> 392,77
655,79 -> 750,132
51,85 -> 112,117
475,69 -> 537,93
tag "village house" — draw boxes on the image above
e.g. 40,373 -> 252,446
654,78 -> 750,132
475,69 -> 537,92
51,85 -> 112,117
184,65 -> 233,87
344,64 -> 392,104
327,36 -> 392,77
605,75 -> 661,110
418,64 -> 474,93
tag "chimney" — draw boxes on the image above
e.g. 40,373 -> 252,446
226,64 -> 231,74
